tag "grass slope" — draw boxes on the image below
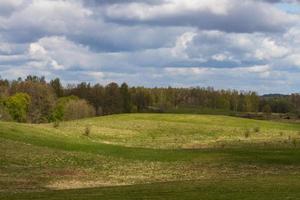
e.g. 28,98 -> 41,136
1,114 -> 300,199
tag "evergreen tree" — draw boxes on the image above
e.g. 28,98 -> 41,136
50,78 -> 64,97
120,83 -> 132,113
104,82 -> 122,114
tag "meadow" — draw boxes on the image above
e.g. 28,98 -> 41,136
1,114 -> 300,199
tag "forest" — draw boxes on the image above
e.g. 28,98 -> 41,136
1,75 -> 300,123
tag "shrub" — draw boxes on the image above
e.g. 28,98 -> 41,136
84,126 -> 91,137
279,132 -> 283,136
53,120 -> 60,128
253,127 -> 260,133
0,99 -> 12,121
292,138 -> 297,147
244,129 -> 250,138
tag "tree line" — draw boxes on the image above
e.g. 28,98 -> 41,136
1,75 -> 300,123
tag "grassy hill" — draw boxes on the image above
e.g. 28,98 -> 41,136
1,114 -> 300,199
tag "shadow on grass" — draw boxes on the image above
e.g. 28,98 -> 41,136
2,175 -> 300,200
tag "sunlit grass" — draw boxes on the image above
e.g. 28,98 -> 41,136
0,114 -> 300,199
33,113 -> 300,149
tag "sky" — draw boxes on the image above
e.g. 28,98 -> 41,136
0,0 -> 300,94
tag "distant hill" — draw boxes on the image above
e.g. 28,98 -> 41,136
261,94 -> 289,98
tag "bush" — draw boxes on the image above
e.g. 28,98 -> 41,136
244,129 -> 250,138
84,126 -> 91,137
279,131 -> 284,137
53,120 -> 60,128
253,127 -> 260,133
292,138 -> 297,147
0,104 -> 12,121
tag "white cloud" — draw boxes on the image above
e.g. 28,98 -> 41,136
27,36 -> 99,70
172,30 -> 292,65
1,0 -> 300,93
105,0 -> 230,21
0,0 -> 23,16
171,32 -> 197,58
254,38 -> 289,60
6,0 -> 92,33
0,43 -> 12,54
165,67 -> 209,76
103,0 -> 298,33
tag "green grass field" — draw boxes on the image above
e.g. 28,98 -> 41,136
1,114 -> 300,199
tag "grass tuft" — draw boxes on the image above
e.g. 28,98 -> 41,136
244,129 -> 250,138
253,126 -> 260,133
280,132 -> 284,137
53,121 -> 60,128
84,126 -> 91,137
292,138 -> 297,147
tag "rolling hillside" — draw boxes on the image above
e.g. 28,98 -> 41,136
1,114 -> 300,199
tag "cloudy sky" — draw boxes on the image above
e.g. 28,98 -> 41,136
1,0 -> 300,94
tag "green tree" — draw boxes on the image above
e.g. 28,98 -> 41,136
50,78 -> 64,97
5,93 -> 31,122
262,104 -> 272,116
12,80 -> 56,123
104,82 -> 122,114
131,87 -> 151,112
120,83 -> 132,113
0,97 -> 11,121
51,96 -> 79,121
64,99 -> 96,120
25,75 -> 45,83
